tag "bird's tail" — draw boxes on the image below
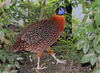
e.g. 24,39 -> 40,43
8,38 -> 25,53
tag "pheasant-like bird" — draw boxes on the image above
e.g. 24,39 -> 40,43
9,6 -> 66,70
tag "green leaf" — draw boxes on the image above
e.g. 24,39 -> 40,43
83,42 -> 89,54
93,36 -> 99,46
8,57 -> 14,64
82,14 -> 88,22
9,70 -> 18,73
0,56 -> 6,62
87,24 -> 94,33
81,53 -> 95,63
78,0 -> 84,4
19,23 -> 24,27
0,71 -> 2,73
16,57 -> 24,60
9,53 -> 20,58
77,42 -> 85,50
15,60 -> 20,68
82,4 -> 88,14
0,30 -> 4,42
7,64 -> 14,68
94,46 -> 100,53
77,38 -> 86,50
98,34 -> 100,41
92,68 -> 100,73
90,55 -> 96,66
68,0 -> 72,3
77,40 -> 85,46
19,9 -> 27,16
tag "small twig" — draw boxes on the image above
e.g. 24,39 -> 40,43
28,0 -> 30,24
0,0 -> 10,8
39,0 -> 46,20
96,56 -> 99,68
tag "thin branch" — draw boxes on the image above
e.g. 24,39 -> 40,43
0,0 -> 10,8
28,0 -> 30,24
96,56 -> 99,68
39,0 -> 46,20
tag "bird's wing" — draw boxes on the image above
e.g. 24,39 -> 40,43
20,19 -> 58,44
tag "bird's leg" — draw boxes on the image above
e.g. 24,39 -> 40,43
46,47 -> 66,64
37,52 -> 47,70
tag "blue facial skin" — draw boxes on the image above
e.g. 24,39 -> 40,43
58,7 -> 65,15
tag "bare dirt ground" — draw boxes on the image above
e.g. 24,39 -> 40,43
18,52 -> 92,73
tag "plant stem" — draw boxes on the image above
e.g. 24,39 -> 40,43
96,56 -> 99,68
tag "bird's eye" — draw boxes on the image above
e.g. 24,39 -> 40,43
59,8 -> 62,10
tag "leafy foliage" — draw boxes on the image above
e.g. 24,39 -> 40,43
74,0 -> 100,72
0,49 -> 23,73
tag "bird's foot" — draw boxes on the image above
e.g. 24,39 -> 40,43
37,66 -> 47,70
56,59 -> 66,64
32,66 -> 47,70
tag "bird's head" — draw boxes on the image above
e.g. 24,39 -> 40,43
55,6 -> 67,15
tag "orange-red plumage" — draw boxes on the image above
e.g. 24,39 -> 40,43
9,13 -> 65,54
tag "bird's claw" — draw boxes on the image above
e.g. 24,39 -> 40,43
37,66 -> 47,70
32,66 -> 47,70
56,59 -> 66,64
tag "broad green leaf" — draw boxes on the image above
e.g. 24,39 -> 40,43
77,42 -> 85,50
7,64 -> 14,68
95,15 -> 100,26
90,55 -> 96,66
94,46 -> 100,53
16,57 -> 24,60
93,36 -> 99,46
0,50 -> 6,55
83,42 -> 89,54
9,70 -> 18,73
8,57 -> 14,64
87,24 -> 94,33
77,40 -> 85,46
81,53 -> 95,63
8,53 -> 20,58
15,60 -> 20,68
0,56 -> 6,62
92,68 -> 100,73
82,14 -> 88,22
2,28 -> 10,33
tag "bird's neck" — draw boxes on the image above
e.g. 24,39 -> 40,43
51,13 -> 65,31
